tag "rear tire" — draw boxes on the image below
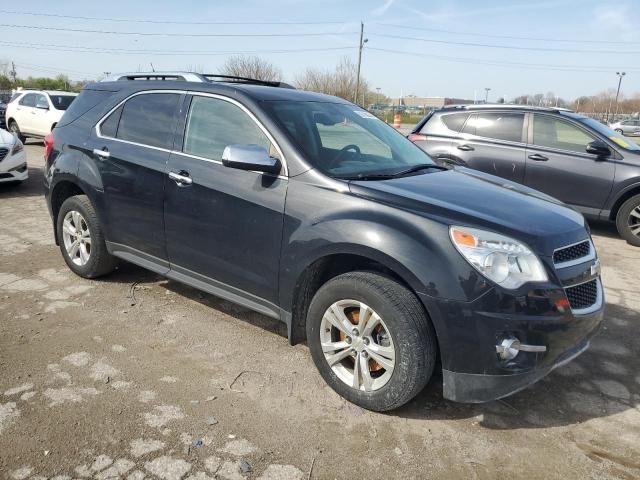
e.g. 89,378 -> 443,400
56,195 -> 118,278
616,194 -> 640,247
615,128 -> 623,134
8,120 -> 26,143
306,271 -> 437,412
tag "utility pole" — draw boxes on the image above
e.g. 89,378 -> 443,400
354,21 -> 368,105
10,61 -> 17,86
484,87 -> 491,103
376,87 -> 381,107
613,71 -> 626,120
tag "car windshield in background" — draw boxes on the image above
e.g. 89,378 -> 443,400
50,95 -> 76,111
264,101 -> 435,179
569,114 -> 640,151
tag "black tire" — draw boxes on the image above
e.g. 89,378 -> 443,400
306,271 -> 437,412
56,195 -> 118,278
616,194 -> 640,247
8,120 -> 26,143
615,128 -> 624,134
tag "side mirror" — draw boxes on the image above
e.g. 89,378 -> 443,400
221,144 -> 281,174
585,140 -> 610,157
35,102 -> 49,110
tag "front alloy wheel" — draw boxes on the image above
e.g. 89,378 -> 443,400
320,300 -> 395,392
616,194 -> 640,247
62,210 -> 92,266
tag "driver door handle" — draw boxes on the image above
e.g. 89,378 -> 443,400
528,154 -> 548,161
457,144 -> 474,151
168,171 -> 193,186
92,148 -> 110,159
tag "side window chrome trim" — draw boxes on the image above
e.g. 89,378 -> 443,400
185,91 -> 288,177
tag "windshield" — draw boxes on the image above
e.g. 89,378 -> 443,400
49,95 -> 76,111
570,114 -> 640,152
263,101 -> 435,178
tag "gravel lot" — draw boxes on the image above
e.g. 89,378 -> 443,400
1,142 -> 639,480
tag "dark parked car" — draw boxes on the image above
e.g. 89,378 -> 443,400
409,105 -> 640,246
44,73 -> 603,411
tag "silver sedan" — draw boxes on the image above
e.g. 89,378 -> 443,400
609,118 -> 640,136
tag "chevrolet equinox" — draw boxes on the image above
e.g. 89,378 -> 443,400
44,73 -> 604,411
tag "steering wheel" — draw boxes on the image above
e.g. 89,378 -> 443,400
328,144 -> 361,170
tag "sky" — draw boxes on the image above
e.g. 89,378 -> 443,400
1,0 -> 638,101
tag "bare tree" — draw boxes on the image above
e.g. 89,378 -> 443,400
220,56 -> 282,82
295,56 -> 372,104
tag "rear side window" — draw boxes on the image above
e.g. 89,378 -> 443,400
462,112 -> 524,143
59,90 -> 113,127
116,93 -> 180,149
183,95 -> 272,160
440,113 -> 468,132
19,94 -> 36,107
49,95 -> 76,111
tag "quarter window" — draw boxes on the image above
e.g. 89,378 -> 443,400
441,113 -> 469,132
462,112 -> 524,143
114,93 -> 180,149
99,105 -> 123,138
183,96 -> 272,160
533,115 -> 595,154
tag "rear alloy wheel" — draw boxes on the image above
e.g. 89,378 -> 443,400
8,120 -> 26,143
62,210 -> 92,267
616,194 -> 640,247
307,271 -> 437,411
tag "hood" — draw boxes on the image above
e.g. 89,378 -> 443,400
349,167 -> 588,256
0,128 -> 16,146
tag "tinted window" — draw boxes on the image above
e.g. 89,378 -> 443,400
533,115 -> 595,154
183,96 -> 271,160
441,113 -> 468,132
570,114 -> 640,152
19,94 -> 36,107
35,94 -> 48,108
59,90 -> 114,127
116,93 -> 180,149
462,112 -> 524,143
100,105 -> 123,138
49,95 -> 76,111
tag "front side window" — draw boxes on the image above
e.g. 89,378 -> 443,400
35,94 -> 48,109
115,93 -> 180,149
183,96 -> 272,160
533,115 -> 596,154
462,112 -> 524,143
19,94 -> 36,107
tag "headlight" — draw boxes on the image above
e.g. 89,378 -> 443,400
11,139 -> 24,155
450,226 -> 548,289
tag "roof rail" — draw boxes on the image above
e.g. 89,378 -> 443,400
102,71 -> 295,89
443,103 -> 573,113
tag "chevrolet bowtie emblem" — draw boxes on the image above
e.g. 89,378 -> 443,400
591,259 -> 601,276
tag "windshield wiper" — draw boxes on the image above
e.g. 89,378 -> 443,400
340,164 -> 447,181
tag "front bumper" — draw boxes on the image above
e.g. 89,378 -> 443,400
419,278 -> 604,403
0,149 -> 28,182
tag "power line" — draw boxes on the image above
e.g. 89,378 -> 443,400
0,23 -> 357,37
367,47 -> 640,73
371,32 -> 640,55
0,9 -> 349,25
375,23 -> 640,46
0,41 -> 355,56
14,61 -> 95,76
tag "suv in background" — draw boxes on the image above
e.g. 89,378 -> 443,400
5,89 -> 78,141
609,118 -> 640,136
44,73 -> 603,411
409,105 -> 640,246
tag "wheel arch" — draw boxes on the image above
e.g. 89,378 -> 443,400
609,184 -> 640,221
50,180 -> 89,245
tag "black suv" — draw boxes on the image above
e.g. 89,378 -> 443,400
44,73 -> 603,411
409,105 -> 640,246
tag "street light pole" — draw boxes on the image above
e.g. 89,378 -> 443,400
376,87 -> 381,107
613,71 -> 626,120
354,21 -> 368,105
484,87 -> 491,103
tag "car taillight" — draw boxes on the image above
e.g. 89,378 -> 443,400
407,133 -> 428,142
44,132 -> 54,163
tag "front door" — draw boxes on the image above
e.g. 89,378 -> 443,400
164,94 -> 287,310
524,113 -> 615,216
90,91 -> 182,262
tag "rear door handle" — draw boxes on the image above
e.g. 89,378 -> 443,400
92,148 -> 110,159
168,171 -> 193,186
528,154 -> 548,161
457,144 -> 474,151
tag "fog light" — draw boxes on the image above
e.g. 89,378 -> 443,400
496,337 -> 547,360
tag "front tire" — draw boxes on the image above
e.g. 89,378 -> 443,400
615,128 -> 624,134
56,195 -> 118,278
616,194 -> 640,247
306,271 -> 437,412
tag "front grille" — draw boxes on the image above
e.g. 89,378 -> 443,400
554,240 -> 591,265
0,147 -> 8,162
566,279 -> 598,310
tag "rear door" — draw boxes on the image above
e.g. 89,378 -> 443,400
411,111 -> 469,166
451,111 -> 527,183
91,91 -> 182,264
524,113 -> 615,215
17,93 -> 37,133
164,93 -> 287,311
